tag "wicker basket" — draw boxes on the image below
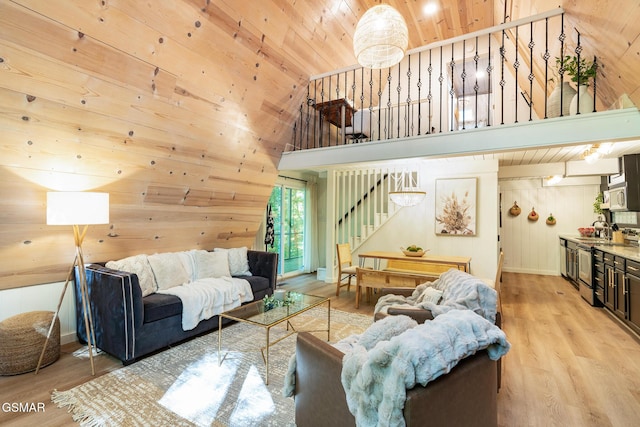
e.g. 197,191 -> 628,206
0,311 -> 60,375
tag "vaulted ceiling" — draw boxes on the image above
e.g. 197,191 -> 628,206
1,0 -> 639,288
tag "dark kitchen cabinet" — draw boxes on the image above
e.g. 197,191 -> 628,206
604,253 -> 616,311
566,241 -> 579,289
614,256 -> 626,319
625,260 -> 640,335
604,254 -> 625,319
593,250 -> 605,304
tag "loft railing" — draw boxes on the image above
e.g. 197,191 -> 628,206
290,8 -> 599,152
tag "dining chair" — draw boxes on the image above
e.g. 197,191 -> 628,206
336,243 -> 357,297
482,251 -> 504,315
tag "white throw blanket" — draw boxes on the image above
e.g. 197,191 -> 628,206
341,310 -> 510,427
157,277 -> 253,330
374,268 -> 498,324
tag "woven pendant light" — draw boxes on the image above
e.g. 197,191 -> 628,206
353,5 -> 408,69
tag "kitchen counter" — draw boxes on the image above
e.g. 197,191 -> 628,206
559,234 -> 640,262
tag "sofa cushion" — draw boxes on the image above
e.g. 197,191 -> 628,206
243,276 -> 270,294
106,254 -> 157,297
143,293 -> 183,323
214,247 -> 252,276
191,250 -> 231,279
148,252 -> 192,290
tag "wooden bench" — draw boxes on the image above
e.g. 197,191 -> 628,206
355,267 -> 437,308
385,259 -> 465,276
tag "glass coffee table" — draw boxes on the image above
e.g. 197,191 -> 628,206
218,292 -> 330,384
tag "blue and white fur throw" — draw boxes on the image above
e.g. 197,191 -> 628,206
374,268 -> 498,324
341,310 -> 510,427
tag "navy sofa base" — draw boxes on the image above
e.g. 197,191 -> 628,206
74,250 -> 278,364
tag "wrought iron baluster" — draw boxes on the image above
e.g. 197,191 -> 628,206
449,44 -> 455,132
462,39 -> 466,130
574,30 -> 582,114
428,49 -> 433,133
386,68 -> 392,139
559,13 -> 566,117
396,62 -> 401,138
368,69 -> 374,141
487,34 -> 492,127
514,26 -> 520,123
543,17 -> 550,119
417,52 -> 422,135
592,56 -> 598,113
474,37 -> 479,129
308,85 -> 312,148
320,78 -> 325,147
528,21 -> 535,121
406,54 -> 412,137
377,69 -> 382,141
500,29 -> 506,125
439,46 -> 443,133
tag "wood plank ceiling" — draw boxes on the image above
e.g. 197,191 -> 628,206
0,0 -> 639,289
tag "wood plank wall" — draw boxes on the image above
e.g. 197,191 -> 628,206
1,0 -> 638,290
0,0 -> 318,289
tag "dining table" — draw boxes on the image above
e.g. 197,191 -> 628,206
357,251 -> 472,273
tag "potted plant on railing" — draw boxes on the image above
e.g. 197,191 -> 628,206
547,56 -> 576,118
557,55 -> 597,115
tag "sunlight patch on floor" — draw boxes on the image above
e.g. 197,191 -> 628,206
159,353 -> 236,424
158,352 -> 276,426
229,364 -> 275,425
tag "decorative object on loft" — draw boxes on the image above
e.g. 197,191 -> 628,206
546,213 -> 556,225
353,5 -> 408,69
36,192 -> 110,375
547,81 -> 576,118
389,170 -> 426,207
557,54 -> 597,115
435,178 -> 476,235
528,207 -> 539,221
509,201 -> 521,216
570,84 -> 594,115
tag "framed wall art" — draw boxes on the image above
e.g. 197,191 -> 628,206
435,177 -> 477,235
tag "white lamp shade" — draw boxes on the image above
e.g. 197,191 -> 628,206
354,5 -> 408,69
47,192 -> 110,225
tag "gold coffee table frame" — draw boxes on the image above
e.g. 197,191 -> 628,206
218,293 -> 330,384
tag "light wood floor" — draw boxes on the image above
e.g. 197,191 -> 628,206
1,272 -> 639,426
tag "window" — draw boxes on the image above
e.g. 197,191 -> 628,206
267,182 -> 306,276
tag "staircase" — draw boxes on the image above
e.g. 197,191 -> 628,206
334,166 -> 419,251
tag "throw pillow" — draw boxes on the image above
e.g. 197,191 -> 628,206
416,287 -> 444,305
147,252 -> 191,290
106,254 -> 157,297
214,247 -> 252,276
191,250 -> 231,279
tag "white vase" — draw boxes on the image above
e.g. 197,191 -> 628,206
570,85 -> 594,115
547,82 -> 576,118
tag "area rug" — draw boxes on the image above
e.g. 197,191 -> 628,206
52,308 -> 372,426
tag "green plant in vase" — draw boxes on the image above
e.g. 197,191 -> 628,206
555,55 -> 597,87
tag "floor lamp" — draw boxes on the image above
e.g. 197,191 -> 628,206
35,192 -> 109,375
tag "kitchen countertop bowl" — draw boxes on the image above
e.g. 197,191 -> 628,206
578,227 -> 595,237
